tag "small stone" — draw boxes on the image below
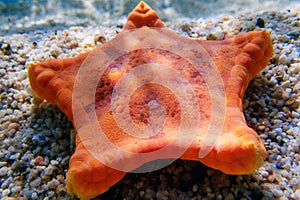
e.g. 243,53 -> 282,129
45,118 -> 53,129
273,119 -> 283,124
42,175 -> 51,182
2,188 -> 11,196
34,156 -> 45,166
31,41 -> 38,48
267,175 -> 275,183
291,111 -> 299,118
36,165 -> 46,172
285,97 -> 295,106
56,184 -> 67,195
67,41 -> 79,49
9,153 -> 20,160
159,174 -> 167,182
47,179 -> 59,189
272,188 -> 283,197
206,187 -> 212,193
32,132 -> 47,146
262,190 -> 274,200
81,36 -> 95,47
145,189 -> 155,199
135,181 -> 143,189
0,166 -> 9,176
22,188 -> 32,198
206,28 -> 225,40
50,160 -> 59,165
216,194 -> 223,200
49,44 -> 61,58
56,174 -> 65,183
8,122 -> 19,130
261,171 -> 269,177
207,169 -> 215,176
256,18 -> 265,28
47,190 -> 55,198
277,35 -> 291,43
279,54 -> 290,65
11,186 -> 21,194
44,165 -> 55,176
139,190 -> 145,198
156,190 -> 169,200
1,42 -> 12,55
169,189 -> 177,199
31,192 -> 39,199
181,23 -> 191,32
287,32 -> 300,40
0,162 -> 7,167
30,177 -> 42,188
212,173 -> 230,188
94,34 -> 106,44
294,189 -> 300,199
189,183 -> 197,192
281,80 -> 291,88
173,166 -> 183,175
246,22 -> 256,31
1,177 -> 13,188
224,193 -> 235,200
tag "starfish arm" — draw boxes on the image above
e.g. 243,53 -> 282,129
66,137 -> 126,200
123,1 -> 165,30
193,31 -> 272,174
233,30 -> 273,78
66,108 -> 172,199
28,52 -> 89,119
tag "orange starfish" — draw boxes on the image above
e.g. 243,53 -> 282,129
28,1 -> 273,199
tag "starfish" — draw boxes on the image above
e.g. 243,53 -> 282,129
28,1 -> 273,199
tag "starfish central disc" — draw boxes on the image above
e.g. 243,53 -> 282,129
72,27 -> 226,172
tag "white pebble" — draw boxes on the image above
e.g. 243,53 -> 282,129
261,171 -> 269,177
50,160 -> 59,165
9,153 -> 20,160
0,162 -> 7,167
30,177 -> 42,188
294,189 -> 300,199
80,36 -> 94,47
31,192 -> 39,199
291,111 -> 299,118
2,188 -> 11,196
47,179 -> 59,189
192,184 -> 198,192
1,177 -> 13,188
44,165 -> 55,176
279,54 -> 290,64
11,186 -> 22,194
272,188 -> 283,197
47,191 -> 55,198
0,167 -> 9,176
281,80 -> 291,88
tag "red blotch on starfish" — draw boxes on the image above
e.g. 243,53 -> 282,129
28,1 -> 273,199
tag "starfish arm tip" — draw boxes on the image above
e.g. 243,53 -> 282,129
66,143 -> 126,199
123,1 -> 165,30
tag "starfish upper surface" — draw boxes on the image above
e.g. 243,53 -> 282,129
28,1 -> 273,199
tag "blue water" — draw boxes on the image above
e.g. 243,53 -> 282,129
0,0 -> 19,3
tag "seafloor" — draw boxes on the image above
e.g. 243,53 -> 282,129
0,0 -> 299,199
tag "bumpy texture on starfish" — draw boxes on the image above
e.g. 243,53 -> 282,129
28,1 -> 273,199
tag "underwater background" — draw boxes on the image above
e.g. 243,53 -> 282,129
0,0 -> 299,199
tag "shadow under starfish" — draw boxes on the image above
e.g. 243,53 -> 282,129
27,1 -> 273,199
